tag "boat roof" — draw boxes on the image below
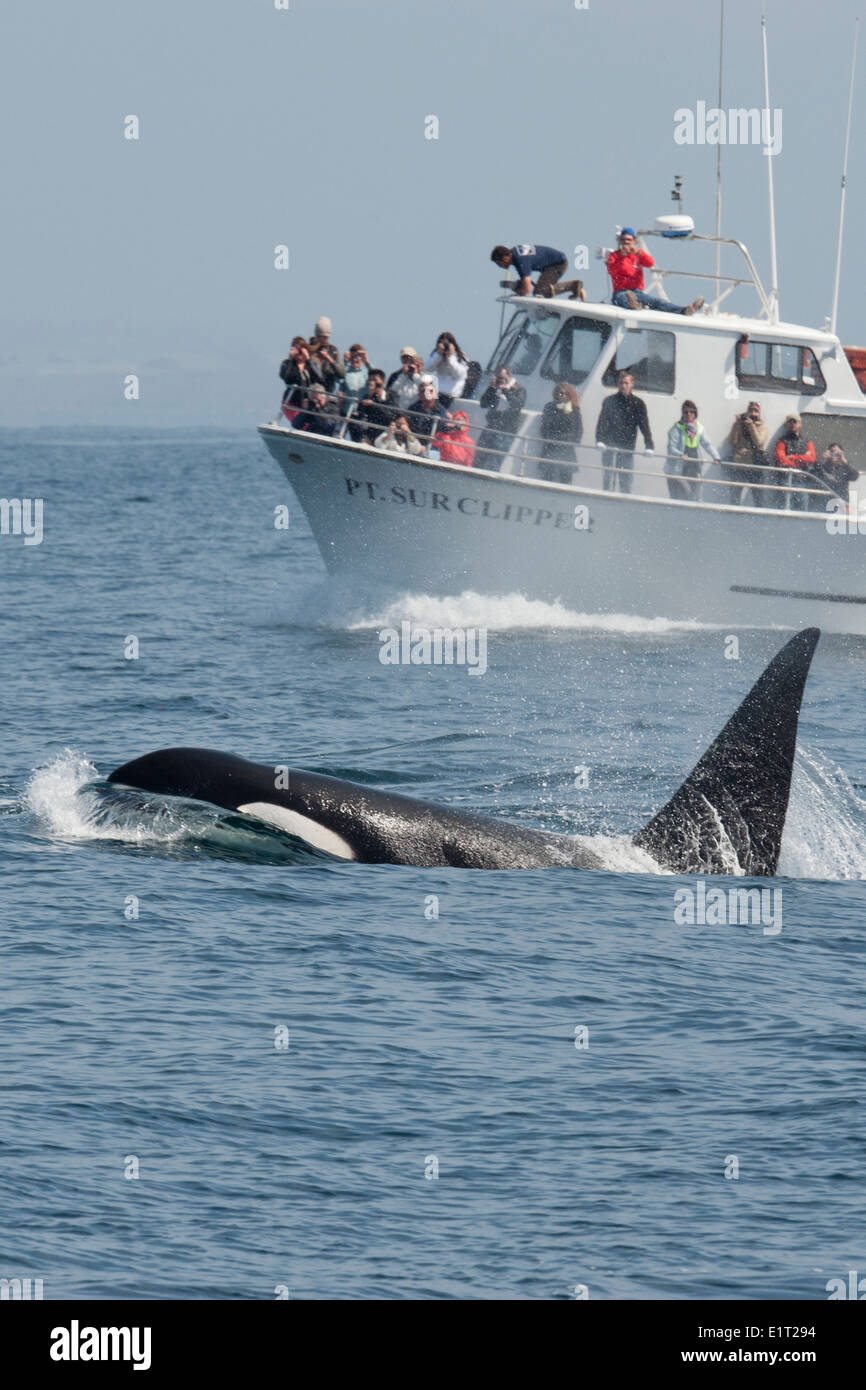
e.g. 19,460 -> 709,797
495,294 -> 840,347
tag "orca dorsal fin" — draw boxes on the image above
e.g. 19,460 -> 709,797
633,627 -> 820,876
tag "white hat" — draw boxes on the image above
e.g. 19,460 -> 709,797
315,316 -> 332,336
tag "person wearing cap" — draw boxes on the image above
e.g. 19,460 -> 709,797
406,375 -> 449,451
774,413 -> 816,511
308,315 -> 345,390
727,401 -> 770,506
490,244 -> 585,299
607,229 -> 704,316
433,411 -> 476,467
290,382 -> 342,438
387,348 -> 423,414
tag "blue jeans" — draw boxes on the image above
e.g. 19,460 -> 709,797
613,289 -> 686,314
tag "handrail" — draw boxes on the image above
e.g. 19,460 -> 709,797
279,396 -> 848,507
634,231 -> 774,320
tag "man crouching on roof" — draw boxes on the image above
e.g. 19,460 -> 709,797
607,228 -> 704,316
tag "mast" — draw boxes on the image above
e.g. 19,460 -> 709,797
714,0 -> 725,307
830,18 -> 859,337
761,10 -> 779,322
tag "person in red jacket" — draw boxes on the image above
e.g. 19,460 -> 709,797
434,411 -> 476,467
607,228 -> 704,315
774,413 -> 816,511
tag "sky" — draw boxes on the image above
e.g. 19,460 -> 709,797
2,0 -> 864,425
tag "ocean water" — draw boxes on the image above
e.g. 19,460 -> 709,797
1,426 -> 865,1301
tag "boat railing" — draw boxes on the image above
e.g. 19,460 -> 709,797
629,231 -> 775,320
276,395 -> 848,512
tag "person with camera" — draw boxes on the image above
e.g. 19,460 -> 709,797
406,375 -> 450,449
352,370 -> 395,443
727,401 -> 770,505
607,228 -> 704,315
308,315 -> 346,392
387,348 -> 423,414
373,415 -> 425,456
476,366 -> 527,470
291,382 -> 342,438
425,332 -> 469,407
811,442 -> 859,510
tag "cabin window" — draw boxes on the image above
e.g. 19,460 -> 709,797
505,309 -> 563,376
540,315 -> 612,386
487,310 -> 528,371
736,339 -> 826,395
602,327 -> 676,394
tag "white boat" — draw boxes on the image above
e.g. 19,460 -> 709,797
258,223 -> 866,635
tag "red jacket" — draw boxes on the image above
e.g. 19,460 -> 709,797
775,434 -> 816,469
606,248 -> 654,293
435,426 -> 475,467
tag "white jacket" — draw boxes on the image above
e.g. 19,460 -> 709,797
665,419 -> 720,473
426,350 -> 468,398
374,429 -> 425,456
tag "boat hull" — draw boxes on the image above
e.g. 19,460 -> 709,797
259,426 -> 866,636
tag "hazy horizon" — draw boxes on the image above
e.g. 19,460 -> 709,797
3,0 -> 864,427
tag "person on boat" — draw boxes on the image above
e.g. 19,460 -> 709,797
426,332 -> 469,407
387,348 -> 423,414
433,411 -> 476,467
291,383 -> 342,438
308,316 -> 345,391
373,416 -> 425,456
490,244 -> 585,299
726,402 -> 770,506
774,413 -> 816,511
352,370 -> 395,443
279,337 -> 316,413
664,401 -> 719,501
595,370 -> 654,493
476,366 -> 526,470
606,229 -> 704,316
407,375 -> 449,448
339,344 -> 371,420
809,442 -> 859,511
539,383 -> 583,484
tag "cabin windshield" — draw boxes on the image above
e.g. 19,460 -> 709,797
541,315 -> 613,386
488,308 -> 561,376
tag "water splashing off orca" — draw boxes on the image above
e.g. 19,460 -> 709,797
107,628 -> 820,875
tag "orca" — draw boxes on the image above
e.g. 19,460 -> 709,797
107,627 -> 820,875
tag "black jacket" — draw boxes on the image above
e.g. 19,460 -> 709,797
479,381 -> 526,438
540,401 -> 583,460
595,391 -> 654,451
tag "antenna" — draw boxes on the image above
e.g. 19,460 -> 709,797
671,175 -> 683,214
830,17 -> 859,337
761,9 -> 779,322
714,0 -> 725,306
